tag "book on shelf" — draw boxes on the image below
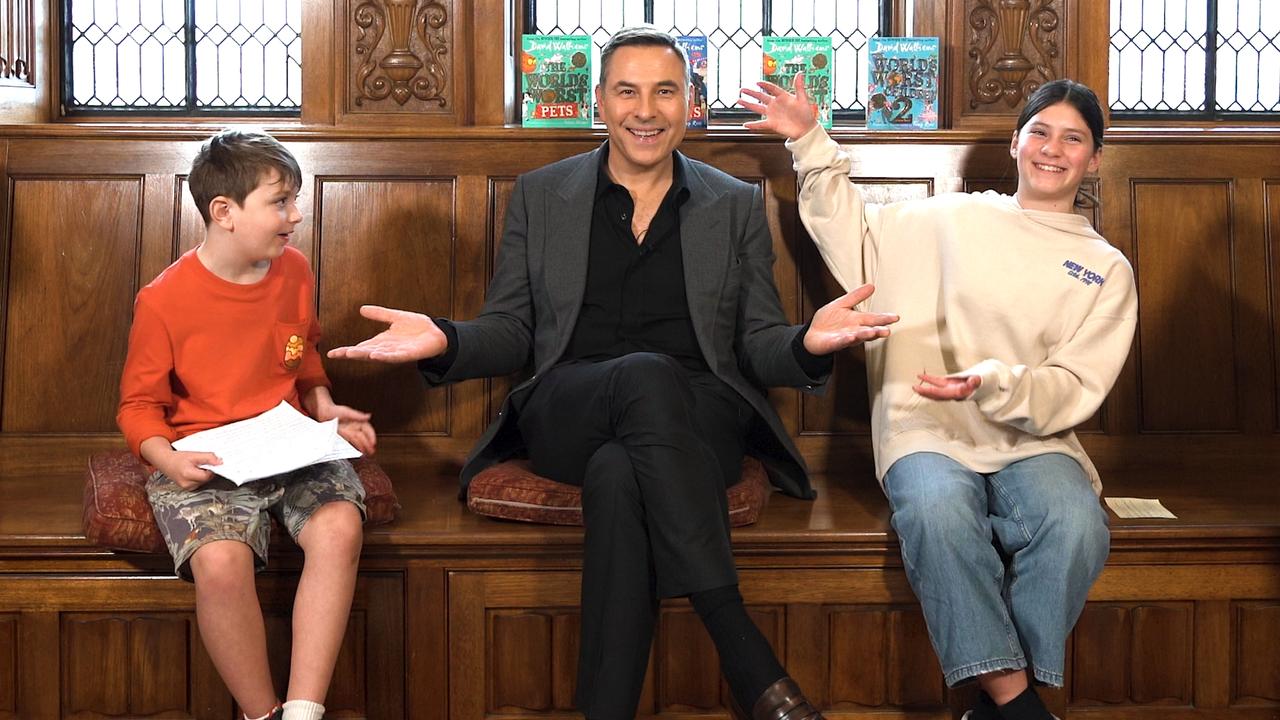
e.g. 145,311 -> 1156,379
762,36 -> 833,130
866,36 -> 940,130
677,35 -> 709,129
521,34 -> 593,128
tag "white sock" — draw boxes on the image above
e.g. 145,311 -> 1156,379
282,699 -> 325,720
244,706 -> 279,720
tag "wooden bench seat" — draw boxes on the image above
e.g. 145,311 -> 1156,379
5,454 -> 1277,554
1,450 -> 1277,719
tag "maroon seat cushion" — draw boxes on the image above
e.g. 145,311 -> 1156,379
82,450 -> 400,553
467,456 -> 771,527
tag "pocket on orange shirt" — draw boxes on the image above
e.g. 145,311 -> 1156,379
274,320 -> 310,373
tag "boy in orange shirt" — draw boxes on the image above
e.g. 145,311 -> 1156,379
117,129 -> 375,720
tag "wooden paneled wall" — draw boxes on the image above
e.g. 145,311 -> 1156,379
0,128 -> 1277,476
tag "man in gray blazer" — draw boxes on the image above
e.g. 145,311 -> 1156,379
331,26 -> 896,720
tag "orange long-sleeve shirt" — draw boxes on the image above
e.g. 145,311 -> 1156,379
117,246 -> 330,457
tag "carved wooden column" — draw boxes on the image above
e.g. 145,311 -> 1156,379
337,0 -> 471,126
0,0 -> 35,87
947,0 -> 1077,128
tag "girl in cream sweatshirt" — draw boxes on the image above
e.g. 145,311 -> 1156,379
741,79 -> 1136,720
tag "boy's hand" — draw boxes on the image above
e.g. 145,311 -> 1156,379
312,402 -> 377,456
141,437 -> 220,490
327,305 -> 448,363
739,74 -> 819,140
161,452 -> 222,490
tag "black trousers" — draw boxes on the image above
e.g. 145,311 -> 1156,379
515,352 -> 753,719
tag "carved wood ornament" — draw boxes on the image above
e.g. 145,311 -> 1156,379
353,0 -> 449,108
968,0 -> 1061,109
0,0 -> 35,87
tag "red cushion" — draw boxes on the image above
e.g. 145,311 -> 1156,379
467,456 -> 771,527
82,450 -> 399,553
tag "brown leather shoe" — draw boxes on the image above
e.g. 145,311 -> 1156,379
747,677 -> 825,720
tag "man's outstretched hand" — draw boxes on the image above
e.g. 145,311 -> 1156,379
327,305 -> 448,363
802,283 -> 899,356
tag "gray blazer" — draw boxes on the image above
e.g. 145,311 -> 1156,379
424,146 -> 828,498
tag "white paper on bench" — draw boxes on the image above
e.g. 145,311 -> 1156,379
1104,497 -> 1178,519
172,401 -> 362,485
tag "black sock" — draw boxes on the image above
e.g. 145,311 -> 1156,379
995,686 -> 1054,720
966,690 -> 1000,720
689,584 -> 785,713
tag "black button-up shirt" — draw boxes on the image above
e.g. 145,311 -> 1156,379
562,147 -> 706,371
421,146 -> 832,382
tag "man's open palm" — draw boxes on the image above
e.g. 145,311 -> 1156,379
803,283 -> 899,355
327,305 -> 448,363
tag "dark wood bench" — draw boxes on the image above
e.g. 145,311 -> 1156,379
1,446 -> 1277,720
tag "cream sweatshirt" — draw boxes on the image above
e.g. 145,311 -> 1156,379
787,125 -> 1137,493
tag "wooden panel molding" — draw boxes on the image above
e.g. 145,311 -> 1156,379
828,605 -> 944,709
1234,602 -> 1280,703
656,606 -> 783,714
1071,602 -> 1194,706
344,0 -> 459,121
175,177 -> 205,258
316,178 -> 456,435
61,614 -> 208,717
0,0 -> 34,87
2,177 -> 141,433
1133,181 -> 1238,432
0,614 -> 14,717
1072,604 -> 1129,704
1269,181 -> 1280,433
62,616 -> 132,716
488,610 -> 577,712
485,177 -> 526,420
1129,604 -> 1193,703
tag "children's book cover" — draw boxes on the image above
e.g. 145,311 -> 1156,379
677,35 -> 709,129
521,34 -> 593,128
866,37 -> 940,130
762,36 -> 833,129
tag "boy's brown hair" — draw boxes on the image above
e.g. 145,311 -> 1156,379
188,129 -> 303,225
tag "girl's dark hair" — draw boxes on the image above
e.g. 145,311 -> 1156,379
1015,78 -> 1105,151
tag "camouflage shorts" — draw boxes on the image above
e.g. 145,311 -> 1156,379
147,460 -> 366,581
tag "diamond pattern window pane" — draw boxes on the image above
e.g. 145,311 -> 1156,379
1109,0 -> 1279,116
770,1 -> 881,113
64,0 -> 301,113
1216,0 -> 1280,112
530,0 -> 886,119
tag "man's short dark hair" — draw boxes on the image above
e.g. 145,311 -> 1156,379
599,26 -> 690,88
188,129 -> 302,225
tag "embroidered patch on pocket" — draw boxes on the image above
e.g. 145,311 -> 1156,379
283,334 -> 305,370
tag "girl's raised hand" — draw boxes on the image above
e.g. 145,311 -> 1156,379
738,73 -> 819,140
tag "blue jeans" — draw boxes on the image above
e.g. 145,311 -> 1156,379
884,452 -> 1109,687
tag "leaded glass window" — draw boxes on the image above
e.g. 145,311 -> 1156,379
62,0 -> 301,115
1110,0 -> 1279,117
524,0 -> 890,121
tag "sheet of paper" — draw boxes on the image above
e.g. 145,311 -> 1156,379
1104,497 -> 1177,519
172,401 -> 361,484
317,419 -> 363,463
